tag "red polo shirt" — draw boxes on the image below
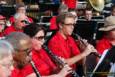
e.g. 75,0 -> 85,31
32,49 -> 57,76
49,16 -> 58,30
48,31 -> 80,69
3,26 -> 23,36
11,49 -> 58,77
11,64 -> 33,77
96,37 -> 112,55
62,0 -> 77,9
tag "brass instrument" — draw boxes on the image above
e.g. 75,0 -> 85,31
87,0 -> 105,12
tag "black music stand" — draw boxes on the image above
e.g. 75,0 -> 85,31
90,46 -> 115,77
74,20 -> 98,45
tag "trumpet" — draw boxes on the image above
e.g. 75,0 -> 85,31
42,45 -> 80,77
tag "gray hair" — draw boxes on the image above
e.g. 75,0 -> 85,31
58,4 -> 68,14
14,13 -> 24,20
15,3 -> 26,10
0,40 -> 14,59
5,32 -> 30,50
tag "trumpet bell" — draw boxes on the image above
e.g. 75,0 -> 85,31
88,0 -> 105,12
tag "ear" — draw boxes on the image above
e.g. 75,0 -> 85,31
58,23 -> 63,29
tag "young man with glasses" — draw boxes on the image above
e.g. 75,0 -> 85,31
48,12 -> 97,76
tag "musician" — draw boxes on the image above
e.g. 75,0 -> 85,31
4,13 -> 29,35
48,12 -> 97,75
79,8 -> 93,21
49,4 -> 68,30
9,3 -> 33,25
0,40 -> 14,77
0,15 -> 6,37
5,32 -> 34,77
96,16 -> 115,55
24,23 -> 72,77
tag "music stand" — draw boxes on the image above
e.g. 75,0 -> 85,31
74,20 -> 98,45
90,46 -> 115,77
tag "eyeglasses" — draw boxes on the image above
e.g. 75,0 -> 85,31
34,36 -> 45,40
63,23 -> 76,27
16,48 -> 31,55
23,48 -> 31,55
21,20 -> 30,25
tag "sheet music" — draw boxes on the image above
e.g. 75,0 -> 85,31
108,63 -> 115,77
90,49 -> 109,77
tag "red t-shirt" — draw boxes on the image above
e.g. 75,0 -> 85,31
62,0 -> 77,9
32,49 -> 57,76
11,64 -> 33,77
3,26 -> 23,36
96,37 -> 112,55
49,16 -> 58,30
48,32 -> 80,69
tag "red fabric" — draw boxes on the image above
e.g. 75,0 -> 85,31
32,49 -> 57,76
11,64 -> 33,77
96,37 -> 112,55
0,15 -> 5,20
49,16 -> 58,30
9,16 -> 33,24
62,0 -> 77,9
0,32 -> 4,37
11,49 -> 57,77
48,31 -> 80,69
3,26 -> 23,36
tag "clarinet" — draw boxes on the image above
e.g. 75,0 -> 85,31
72,33 -> 101,58
30,60 -> 41,77
42,45 -> 80,77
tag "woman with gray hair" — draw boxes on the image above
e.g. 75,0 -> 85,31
0,40 -> 14,77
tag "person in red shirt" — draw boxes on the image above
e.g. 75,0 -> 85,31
5,32 -> 34,77
50,4 -> 68,30
9,3 -> 33,25
24,23 -> 72,77
0,40 -> 14,77
96,16 -> 115,55
4,13 -> 29,36
48,12 -> 97,76
0,15 -> 6,37
62,0 -> 77,9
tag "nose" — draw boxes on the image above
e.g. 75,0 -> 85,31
41,39 -> 45,45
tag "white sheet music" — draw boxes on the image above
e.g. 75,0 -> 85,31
108,63 -> 115,77
90,49 -> 109,77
